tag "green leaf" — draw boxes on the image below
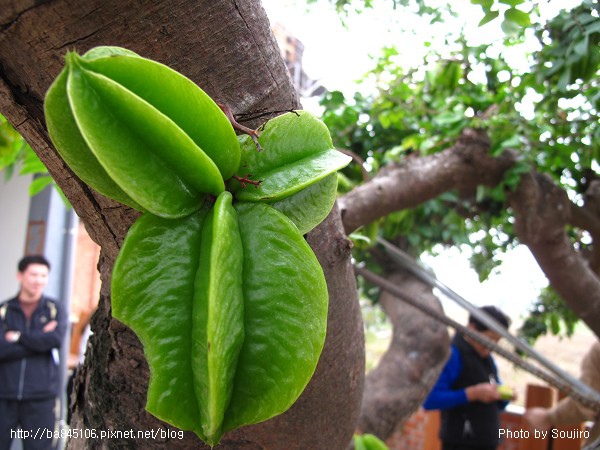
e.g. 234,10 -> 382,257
549,313 -> 560,335
504,8 -> 530,27
499,0 -> 524,6
479,10 -> 500,27
19,149 -> 47,175
433,111 -> 465,127
29,176 -> 53,196
557,65 -> 572,91
573,35 -> 589,57
499,134 -> 521,150
233,111 -> 351,202
471,0 -> 494,8
585,21 -> 600,35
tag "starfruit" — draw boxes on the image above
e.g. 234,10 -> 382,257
233,110 -> 350,203
354,434 -> 390,450
44,46 -> 240,218
234,111 -> 351,234
112,193 -> 328,445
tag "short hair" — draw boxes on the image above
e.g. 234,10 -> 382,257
469,305 -> 510,331
18,255 -> 51,273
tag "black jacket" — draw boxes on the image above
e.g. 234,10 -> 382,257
0,295 -> 67,400
439,333 -> 504,447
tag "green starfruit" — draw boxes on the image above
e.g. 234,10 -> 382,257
354,433 -> 390,450
233,111 -> 350,234
111,206 -> 209,436
233,111 -> 351,203
112,194 -> 328,446
44,46 -> 239,218
270,173 -> 339,235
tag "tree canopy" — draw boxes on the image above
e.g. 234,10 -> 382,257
314,0 -> 600,341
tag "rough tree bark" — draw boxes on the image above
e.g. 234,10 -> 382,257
510,173 -> 600,336
0,1 -> 364,449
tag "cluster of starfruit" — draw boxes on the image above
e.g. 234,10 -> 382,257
44,46 -> 351,446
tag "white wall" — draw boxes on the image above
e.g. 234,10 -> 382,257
0,174 -> 32,301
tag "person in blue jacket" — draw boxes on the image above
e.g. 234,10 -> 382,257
423,305 -> 515,450
0,255 -> 67,450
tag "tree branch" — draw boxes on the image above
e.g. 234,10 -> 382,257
339,126 -> 600,337
510,173 -> 600,337
338,128 -> 516,234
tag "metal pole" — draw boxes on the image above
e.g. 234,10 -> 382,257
56,208 -> 77,450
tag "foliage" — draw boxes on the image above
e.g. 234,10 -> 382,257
518,286 -> 581,344
0,114 -> 67,201
310,0 -> 536,30
471,0 -> 533,35
319,0 -> 599,335
307,0 -> 448,23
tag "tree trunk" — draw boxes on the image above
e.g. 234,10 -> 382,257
356,272 -> 450,440
0,1 -> 364,448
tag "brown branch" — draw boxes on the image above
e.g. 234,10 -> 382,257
338,128 -> 517,234
339,127 -> 600,338
569,203 -> 600,236
509,173 -> 600,337
569,202 -> 600,274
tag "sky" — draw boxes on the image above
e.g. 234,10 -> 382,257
261,0 -> 580,96
259,0 -> 562,320
261,0 -> 470,95
421,245 -> 547,321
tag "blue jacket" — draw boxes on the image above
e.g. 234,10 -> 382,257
0,295 -> 67,400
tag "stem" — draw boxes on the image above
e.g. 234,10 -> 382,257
233,174 -> 261,189
217,102 -> 262,151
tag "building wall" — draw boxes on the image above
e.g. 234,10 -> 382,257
386,408 -> 524,450
0,174 -> 32,300
386,402 -> 584,450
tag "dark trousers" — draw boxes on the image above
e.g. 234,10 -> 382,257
442,442 -> 497,450
0,398 -> 56,450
